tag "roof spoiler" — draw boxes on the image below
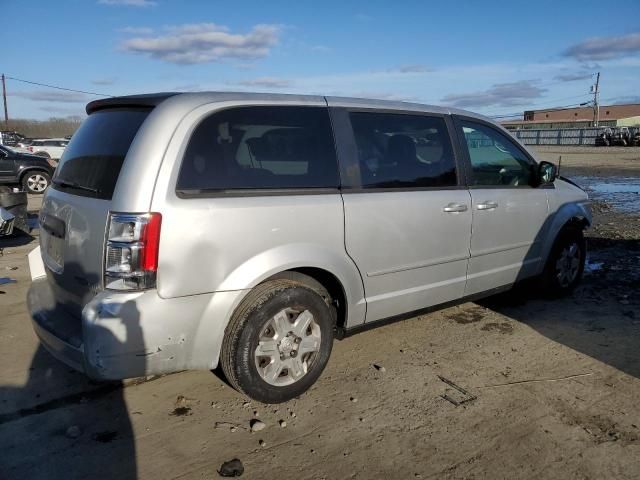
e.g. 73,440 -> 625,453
86,93 -> 178,114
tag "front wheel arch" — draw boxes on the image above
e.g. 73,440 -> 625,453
542,223 -> 586,295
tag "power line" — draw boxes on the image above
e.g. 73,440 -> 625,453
5,75 -> 112,97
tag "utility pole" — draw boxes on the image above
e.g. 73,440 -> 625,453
1,74 -> 8,127
592,72 -> 600,127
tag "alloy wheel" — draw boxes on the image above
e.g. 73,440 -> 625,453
254,307 -> 322,386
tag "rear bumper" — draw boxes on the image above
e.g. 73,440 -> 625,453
27,273 -> 248,381
28,279 -> 86,372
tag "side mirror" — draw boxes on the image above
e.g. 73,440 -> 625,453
538,161 -> 557,185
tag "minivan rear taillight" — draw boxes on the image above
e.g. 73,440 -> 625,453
104,213 -> 162,290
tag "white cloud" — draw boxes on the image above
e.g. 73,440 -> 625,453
98,0 -> 157,6
388,64 -> 431,74
441,80 -> 547,108
91,77 -> 117,86
237,77 -> 292,88
120,23 -> 281,64
564,32 -> 640,61
553,72 -> 593,82
10,90 -> 90,103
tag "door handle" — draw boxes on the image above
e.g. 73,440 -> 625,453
443,203 -> 468,213
476,201 -> 498,210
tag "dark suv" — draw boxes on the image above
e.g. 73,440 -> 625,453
0,145 -> 56,194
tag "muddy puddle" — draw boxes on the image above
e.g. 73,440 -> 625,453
571,176 -> 640,214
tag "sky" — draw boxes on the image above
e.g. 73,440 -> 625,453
2,0 -> 639,120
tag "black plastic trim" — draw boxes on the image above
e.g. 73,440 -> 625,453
340,185 -> 467,194
176,187 -> 340,199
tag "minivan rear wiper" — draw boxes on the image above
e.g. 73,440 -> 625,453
52,179 -> 101,194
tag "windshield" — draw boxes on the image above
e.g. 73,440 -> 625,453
52,108 -> 151,199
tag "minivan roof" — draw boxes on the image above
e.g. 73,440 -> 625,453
86,91 -> 487,122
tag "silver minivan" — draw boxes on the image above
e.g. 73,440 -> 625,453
28,92 -> 591,403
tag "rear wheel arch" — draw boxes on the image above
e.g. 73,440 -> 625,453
220,274 -> 336,402
263,268 -> 347,330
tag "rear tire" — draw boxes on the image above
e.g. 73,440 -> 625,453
220,278 -> 335,403
22,171 -> 51,194
542,226 -> 586,296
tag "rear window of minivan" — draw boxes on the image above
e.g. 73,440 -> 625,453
52,108 -> 150,199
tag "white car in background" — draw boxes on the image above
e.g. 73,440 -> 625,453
27,138 -> 69,160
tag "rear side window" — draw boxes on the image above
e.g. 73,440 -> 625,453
176,106 -> 339,193
52,109 -> 150,199
349,112 -> 457,188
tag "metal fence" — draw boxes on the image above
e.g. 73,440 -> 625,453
510,127 -> 639,146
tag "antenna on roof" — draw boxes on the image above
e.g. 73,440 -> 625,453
557,155 -> 562,178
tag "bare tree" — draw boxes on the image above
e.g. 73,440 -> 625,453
5,116 -> 83,138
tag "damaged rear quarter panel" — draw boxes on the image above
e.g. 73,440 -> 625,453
81,289 -> 212,379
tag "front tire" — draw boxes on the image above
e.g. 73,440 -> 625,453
22,171 -> 51,194
220,278 -> 335,403
542,226 -> 586,296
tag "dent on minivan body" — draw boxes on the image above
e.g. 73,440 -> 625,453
143,97 -> 367,367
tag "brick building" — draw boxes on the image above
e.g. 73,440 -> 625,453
502,103 -> 640,130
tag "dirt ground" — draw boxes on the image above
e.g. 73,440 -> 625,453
0,146 -> 638,480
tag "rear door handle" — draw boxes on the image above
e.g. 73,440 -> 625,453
476,201 -> 499,210
443,203 -> 468,213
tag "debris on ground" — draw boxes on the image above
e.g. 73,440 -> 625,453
259,439 -> 266,447
350,397 -> 358,403
171,395 -> 196,416
279,420 -> 287,428
218,458 -> 244,477
438,375 -> 477,406
214,422 -> 244,432
0,277 -> 17,286
250,419 -> 266,432
372,363 -> 386,373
